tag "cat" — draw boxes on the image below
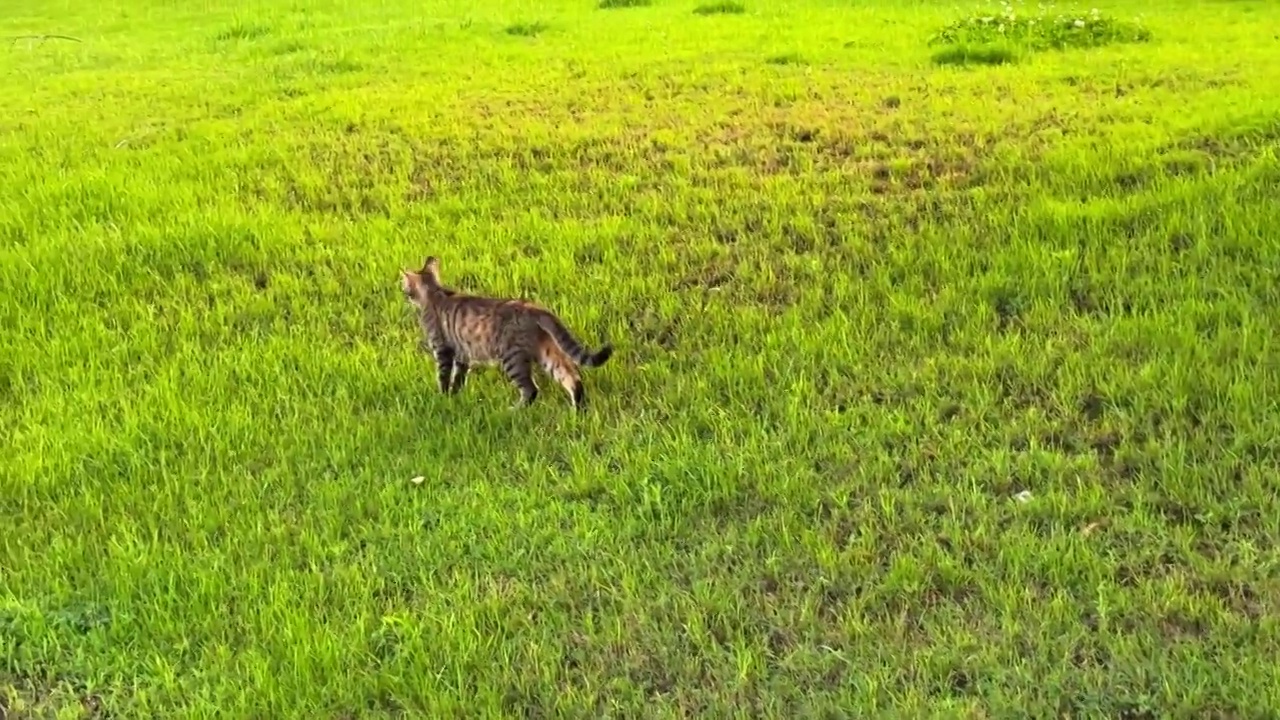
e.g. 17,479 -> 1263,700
401,256 -> 613,411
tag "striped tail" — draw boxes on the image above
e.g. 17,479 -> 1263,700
537,314 -> 613,368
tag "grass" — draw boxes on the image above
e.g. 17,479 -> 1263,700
3,0 -> 1280,716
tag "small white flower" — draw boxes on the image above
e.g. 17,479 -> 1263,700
1074,18 -> 1085,27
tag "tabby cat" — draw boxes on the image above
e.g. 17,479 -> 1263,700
400,256 -> 613,410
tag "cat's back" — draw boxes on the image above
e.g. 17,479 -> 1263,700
437,292 -> 542,363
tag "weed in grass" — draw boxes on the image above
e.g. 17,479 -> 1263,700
0,676 -> 105,719
930,2 -> 1152,53
599,0 -> 651,8
694,1 -> 746,15
4,0 -> 1280,717
214,21 -> 272,42
505,21 -> 549,37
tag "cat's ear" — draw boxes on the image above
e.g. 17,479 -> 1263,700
421,256 -> 442,283
401,270 -> 417,293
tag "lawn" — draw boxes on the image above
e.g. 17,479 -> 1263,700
2,0 -> 1279,716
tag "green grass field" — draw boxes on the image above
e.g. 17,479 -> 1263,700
3,0 -> 1280,716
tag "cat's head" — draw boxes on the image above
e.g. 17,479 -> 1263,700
400,256 -> 453,307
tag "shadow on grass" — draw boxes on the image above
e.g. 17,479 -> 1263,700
505,21 -> 549,37
931,43 -> 1018,66
694,1 -> 745,15
766,52 -> 805,66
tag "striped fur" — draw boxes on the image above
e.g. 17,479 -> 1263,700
401,256 -> 612,410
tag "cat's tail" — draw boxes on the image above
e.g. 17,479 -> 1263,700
537,313 -> 613,368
